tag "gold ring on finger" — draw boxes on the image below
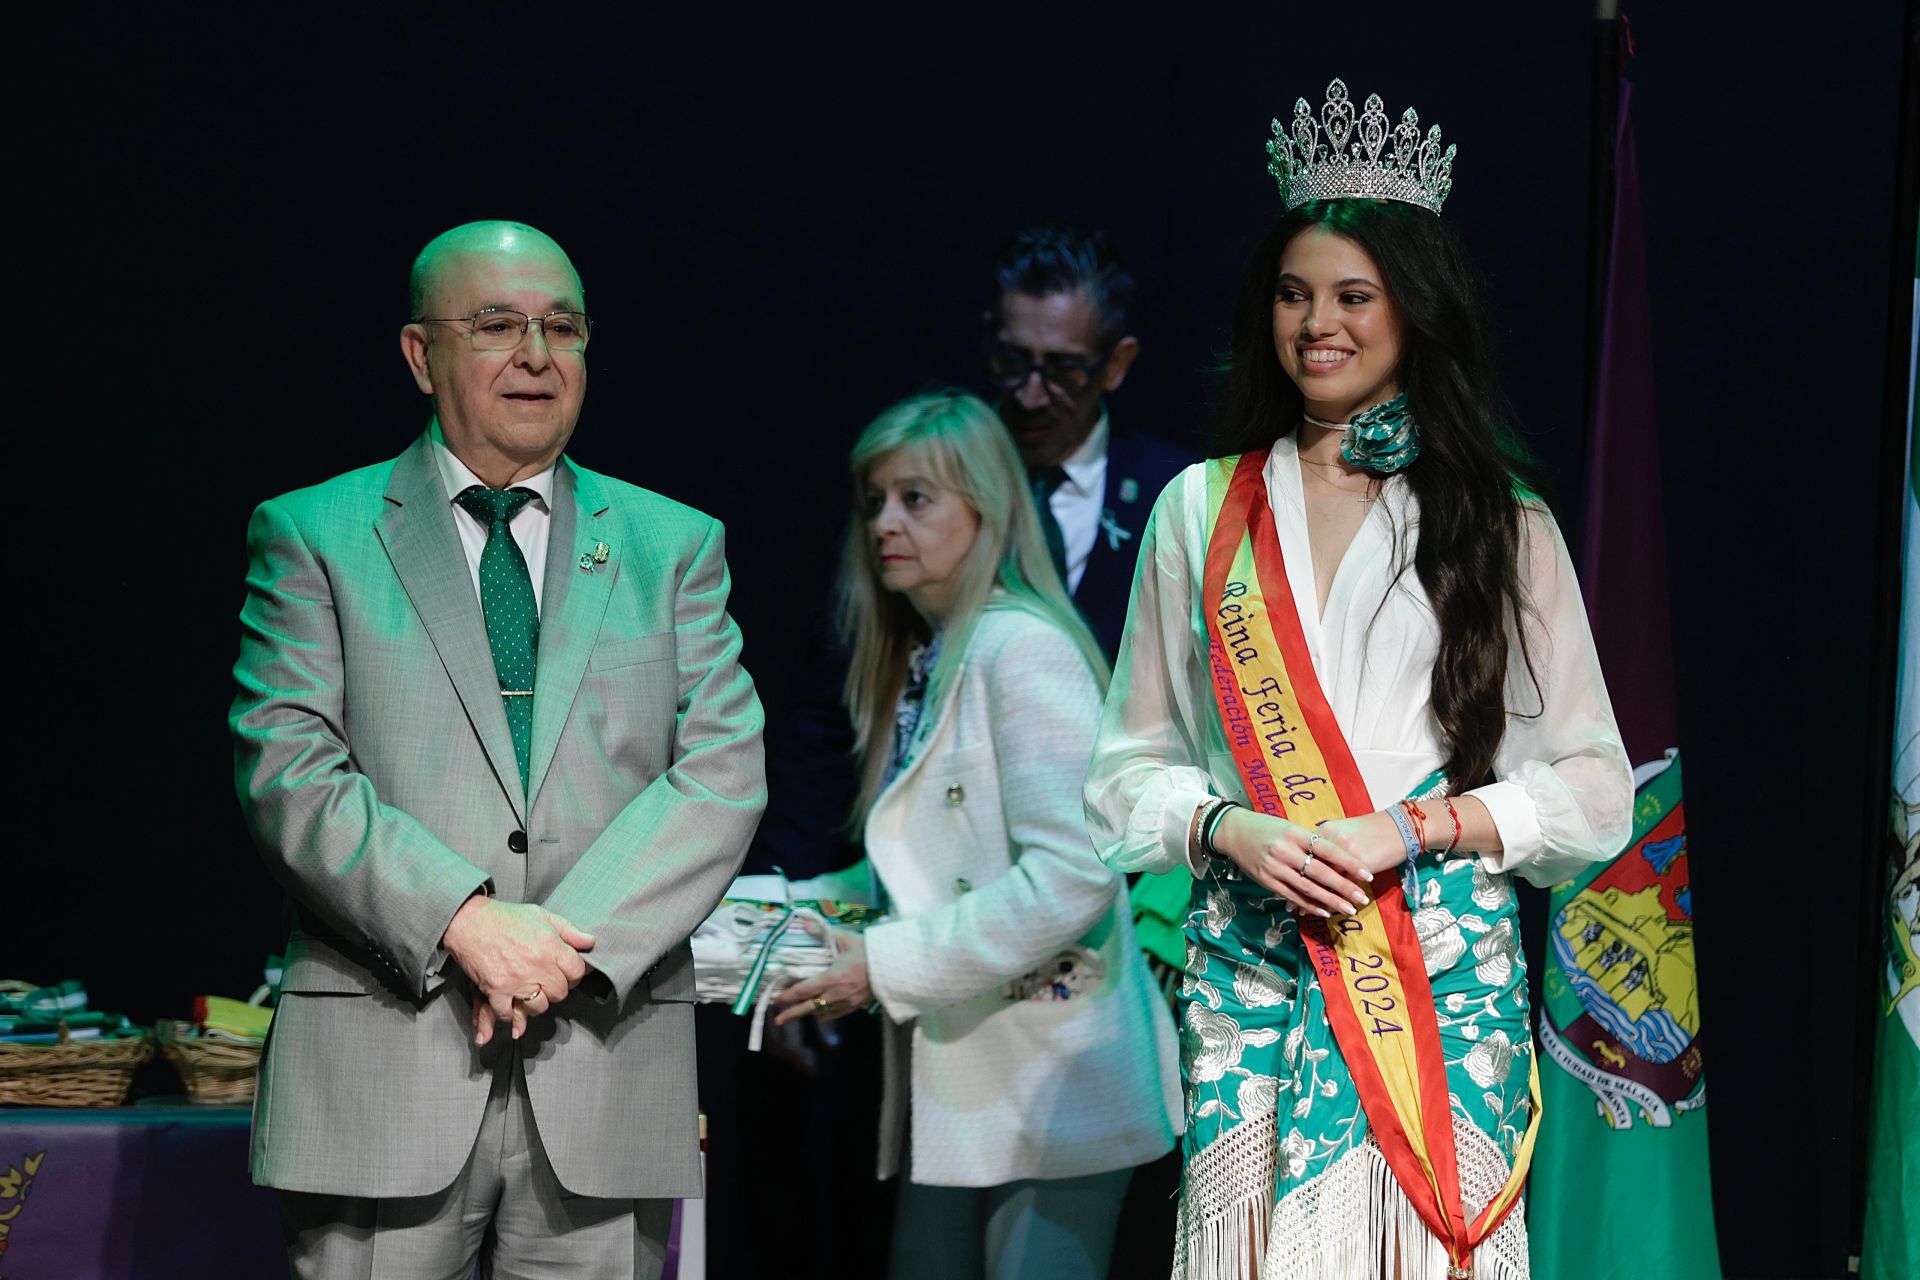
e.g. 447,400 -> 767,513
813,996 -> 832,1014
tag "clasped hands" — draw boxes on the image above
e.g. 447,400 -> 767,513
1209,807 -> 1412,917
443,895 -> 598,1046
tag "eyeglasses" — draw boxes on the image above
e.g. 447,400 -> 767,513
417,307 -> 593,351
982,336 -> 1112,399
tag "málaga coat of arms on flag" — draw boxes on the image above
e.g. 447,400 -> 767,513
1539,754 -> 1705,1127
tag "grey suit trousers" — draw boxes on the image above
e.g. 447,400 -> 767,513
276,1047 -> 674,1280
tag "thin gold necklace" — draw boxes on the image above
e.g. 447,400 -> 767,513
1300,463 -> 1379,507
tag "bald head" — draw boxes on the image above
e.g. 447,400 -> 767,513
408,220 -> 583,320
399,220 -> 589,488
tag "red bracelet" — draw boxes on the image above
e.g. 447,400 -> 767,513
1441,797 -> 1462,854
1402,799 -> 1429,853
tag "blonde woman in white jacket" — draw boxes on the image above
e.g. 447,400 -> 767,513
774,391 -> 1182,1280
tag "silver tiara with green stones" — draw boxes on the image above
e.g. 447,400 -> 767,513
1266,79 -> 1456,215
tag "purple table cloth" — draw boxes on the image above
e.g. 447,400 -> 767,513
0,1104 -> 280,1280
0,1106 -> 688,1279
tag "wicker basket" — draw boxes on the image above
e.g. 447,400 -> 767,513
0,1025 -> 154,1107
155,1019 -> 262,1105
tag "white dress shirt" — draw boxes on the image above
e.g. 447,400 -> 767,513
1084,436 -> 1633,887
430,426 -> 555,613
1050,411 -> 1111,594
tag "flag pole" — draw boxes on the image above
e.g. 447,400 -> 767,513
1579,0 -> 1623,525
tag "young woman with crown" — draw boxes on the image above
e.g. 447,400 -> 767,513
1084,81 -> 1633,1280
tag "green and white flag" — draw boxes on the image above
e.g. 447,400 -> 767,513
1858,217 -> 1919,1280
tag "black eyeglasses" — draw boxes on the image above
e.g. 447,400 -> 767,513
417,307 -> 592,351
982,330 -> 1112,400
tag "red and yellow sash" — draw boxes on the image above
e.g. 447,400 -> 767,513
1202,450 -> 1539,1272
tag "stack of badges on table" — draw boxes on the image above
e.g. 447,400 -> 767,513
691,874 -> 881,1050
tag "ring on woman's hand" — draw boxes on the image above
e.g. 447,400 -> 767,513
813,996 -> 832,1014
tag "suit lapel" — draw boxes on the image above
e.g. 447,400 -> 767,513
863,642 -> 966,873
526,460 -> 618,809
376,436 -> 526,823
1077,435 -> 1144,601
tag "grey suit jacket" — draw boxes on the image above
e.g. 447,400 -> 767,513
231,433 -> 766,1199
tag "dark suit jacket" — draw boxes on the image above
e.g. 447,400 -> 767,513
748,425 -> 1194,878
1072,429 -> 1197,660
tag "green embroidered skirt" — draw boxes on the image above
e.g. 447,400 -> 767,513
1174,850 -> 1537,1279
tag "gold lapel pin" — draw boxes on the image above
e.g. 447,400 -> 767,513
579,542 -> 611,572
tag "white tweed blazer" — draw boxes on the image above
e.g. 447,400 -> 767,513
856,598 -> 1182,1187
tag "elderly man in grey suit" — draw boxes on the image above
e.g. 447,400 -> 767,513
231,220 -> 766,1279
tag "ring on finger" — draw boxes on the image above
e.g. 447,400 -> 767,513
813,996 -> 832,1014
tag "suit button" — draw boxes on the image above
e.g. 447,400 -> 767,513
954,878 -> 972,895
508,830 -> 528,854
945,784 -> 965,807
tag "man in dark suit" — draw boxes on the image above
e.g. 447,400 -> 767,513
981,225 -> 1192,662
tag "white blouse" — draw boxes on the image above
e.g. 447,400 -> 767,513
1084,436 -> 1633,888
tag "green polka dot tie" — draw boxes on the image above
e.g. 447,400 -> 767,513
455,485 -> 540,795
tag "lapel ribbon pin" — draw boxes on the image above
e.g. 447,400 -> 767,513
1100,509 -> 1133,552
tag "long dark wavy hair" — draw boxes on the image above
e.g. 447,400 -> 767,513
1216,198 -> 1545,790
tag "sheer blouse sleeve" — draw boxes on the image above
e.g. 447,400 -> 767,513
1465,505 -> 1634,887
1085,471 -> 1219,877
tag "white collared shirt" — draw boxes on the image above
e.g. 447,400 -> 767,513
430,425 -> 555,612
1050,411 -> 1111,594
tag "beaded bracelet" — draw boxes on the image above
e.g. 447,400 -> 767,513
1189,798 -> 1225,858
1385,802 -> 1422,861
1187,801 -> 1212,862
1200,799 -> 1241,858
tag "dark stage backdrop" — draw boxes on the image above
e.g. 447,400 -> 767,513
11,4 -> 1905,1277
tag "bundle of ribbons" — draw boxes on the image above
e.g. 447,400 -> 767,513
0,980 -> 139,1044
690,874 -> 881,1050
